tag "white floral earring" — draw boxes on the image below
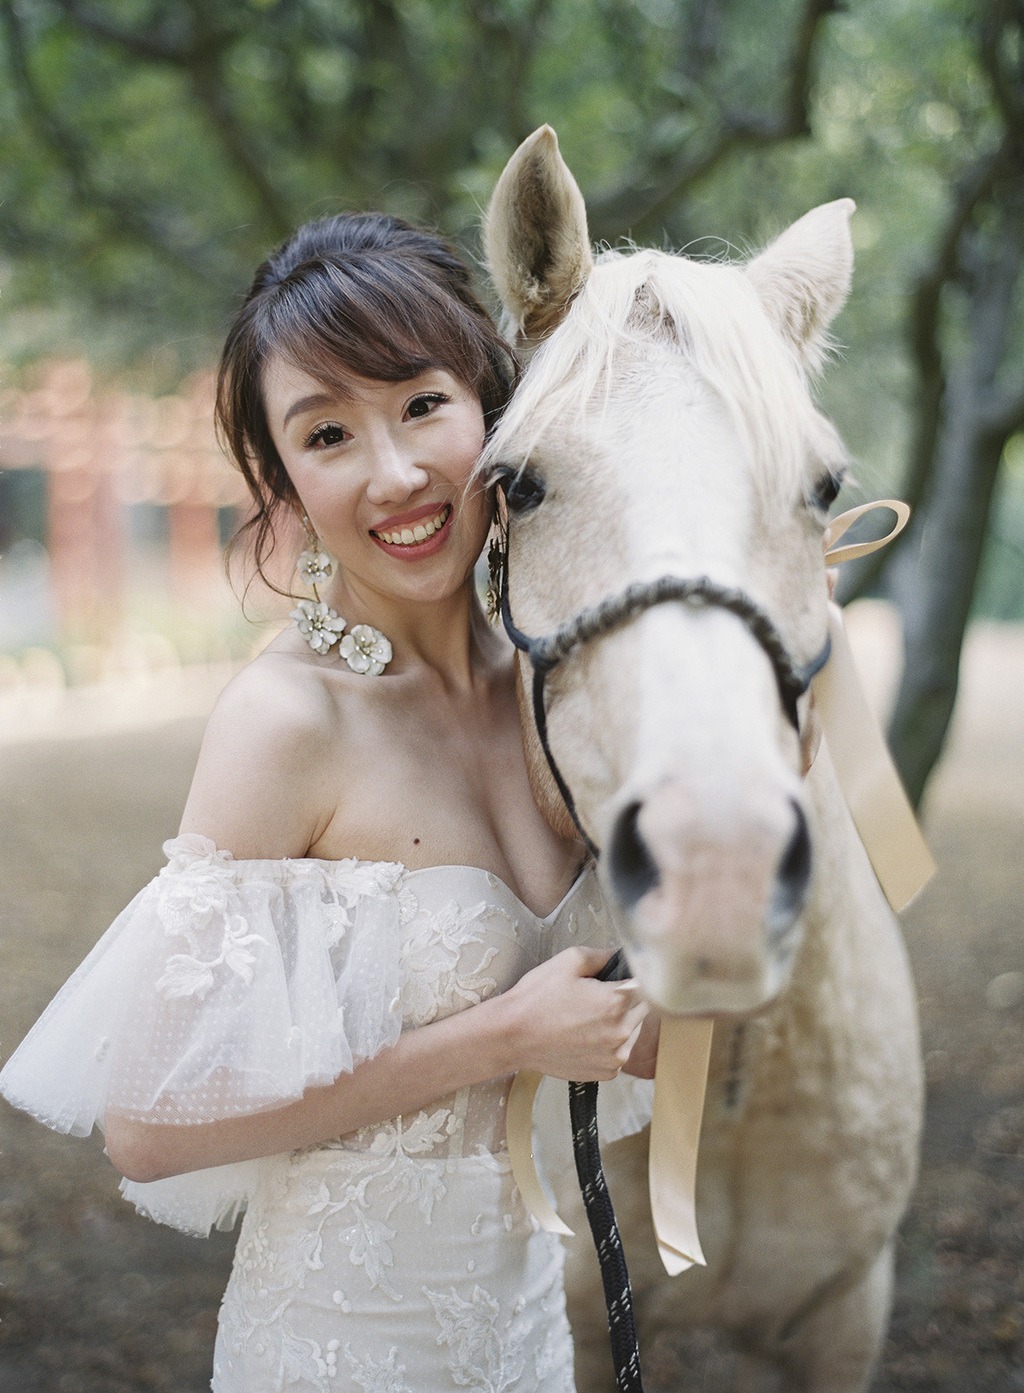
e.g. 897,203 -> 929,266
290,519 -> 393,675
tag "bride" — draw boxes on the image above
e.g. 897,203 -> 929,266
0,210 -> 655,1391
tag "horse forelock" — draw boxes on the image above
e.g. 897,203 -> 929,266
481,246 -> 846,502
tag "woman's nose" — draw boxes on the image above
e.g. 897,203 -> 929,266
364,438 -> 430,504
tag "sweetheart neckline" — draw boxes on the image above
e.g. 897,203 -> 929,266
401,861 -> 591,925
164,835 -> 591,926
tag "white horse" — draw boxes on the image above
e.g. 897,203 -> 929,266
483,128 -> 922,1393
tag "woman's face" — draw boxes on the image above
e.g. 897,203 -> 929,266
262,354 -> 489,608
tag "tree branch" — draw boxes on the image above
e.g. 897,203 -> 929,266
843,143 -> 1011,602
458,0 -> 558,154
52,0 -> 189,64
0,0 -> 224,288
53,0 -> 294,239
983,384 -> 1024,438
783,0 -> 839,132
587,0 -> 840,240
184,52 -> 294,238
0,204 -> 78,262
979,0 -> 1024,135
887,213 -> 1023,805
904,151 -> 1005,488
680,0 -> 723,84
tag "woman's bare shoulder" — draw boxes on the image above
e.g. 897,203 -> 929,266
215,642 -> 337,733
178,645 -> 342,858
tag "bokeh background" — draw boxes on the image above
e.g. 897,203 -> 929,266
0,0 -> 1021,1389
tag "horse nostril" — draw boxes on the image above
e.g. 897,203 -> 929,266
768,800 -> 812,940
607,800 -> 660,911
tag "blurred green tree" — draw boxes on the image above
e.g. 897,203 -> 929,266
0,0 -> 1020,804
882,0 -> 1024,806
0,0 -> 839,363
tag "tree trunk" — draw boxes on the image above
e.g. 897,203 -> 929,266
888,217 -> 1023,809
887,393 -> 1006,809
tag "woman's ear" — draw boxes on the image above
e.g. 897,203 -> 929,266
484,126 -> 593,349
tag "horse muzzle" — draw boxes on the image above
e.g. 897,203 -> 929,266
602,781 -> 813,1015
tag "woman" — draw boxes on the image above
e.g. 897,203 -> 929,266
0,212 -> 653,1391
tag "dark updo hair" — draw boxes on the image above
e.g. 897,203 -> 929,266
217,212 -> 517,590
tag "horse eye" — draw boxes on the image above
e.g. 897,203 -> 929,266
809,470 -> 843,512
504,471 -> 546,513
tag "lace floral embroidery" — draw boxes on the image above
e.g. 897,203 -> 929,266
156,909 -> 263,1000
198,859 -> 595,1390
343,1344 -> 412,1393
280,1327 -> 341,1387
152,836 -> 407,1002
424,1283 -> 529,1392
401,900 -> 509,1027
269,1116 -> 460,1308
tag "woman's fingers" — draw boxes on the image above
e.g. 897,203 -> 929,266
570,945 -> 618,977
616,1017 -> 646,1065
505,947 -> 654,1080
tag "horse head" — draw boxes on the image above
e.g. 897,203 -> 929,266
483,127 -> 855,1017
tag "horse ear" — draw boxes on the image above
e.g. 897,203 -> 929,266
484,125 -> 593,346
745,199 -> 856,373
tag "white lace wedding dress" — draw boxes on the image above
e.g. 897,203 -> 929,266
0,834 -> 652,1392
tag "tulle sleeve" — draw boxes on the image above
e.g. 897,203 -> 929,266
0,834 -> 410,1235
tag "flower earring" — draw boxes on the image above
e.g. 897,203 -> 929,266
290,519 -> 393,676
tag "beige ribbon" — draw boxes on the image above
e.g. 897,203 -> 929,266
822,498 -> 911,566
814,500 -> 936,912
649,1016 -> 712,1273
506,1025 -> 714,1272
506,1068 -> 574,1237
507,499 -> 934,1274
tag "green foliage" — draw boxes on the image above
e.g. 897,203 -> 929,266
0,0 -> 1020,623
0,0 -> 841,368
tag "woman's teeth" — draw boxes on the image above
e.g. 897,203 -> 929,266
374,505 -> 451,547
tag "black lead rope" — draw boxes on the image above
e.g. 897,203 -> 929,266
496,509 -> 832,1392
569,949 -> 643,1393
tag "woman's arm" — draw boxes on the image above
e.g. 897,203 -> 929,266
105,944 -> 648,1183
106,658 -> 649,1183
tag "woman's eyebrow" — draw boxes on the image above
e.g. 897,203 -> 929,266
282,392 -> 335,429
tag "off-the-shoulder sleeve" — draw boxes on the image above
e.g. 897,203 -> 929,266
0,834 -> 409,1235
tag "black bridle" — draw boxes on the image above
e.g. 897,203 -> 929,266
497,501 -> 832,1393
499,525 -> 832,858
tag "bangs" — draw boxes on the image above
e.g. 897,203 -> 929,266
259,256 -> 495,404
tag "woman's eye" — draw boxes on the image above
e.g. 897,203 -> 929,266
504,471 -> 546,513
407,392 -> 449,420
306,423 -> 348,450
809,470 -> 844,512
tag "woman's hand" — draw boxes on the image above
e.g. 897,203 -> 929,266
500,947 -> 650,1082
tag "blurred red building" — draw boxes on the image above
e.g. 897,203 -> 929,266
0,359 -> 281,666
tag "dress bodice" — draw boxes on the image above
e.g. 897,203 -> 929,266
324,858 -> 595,1163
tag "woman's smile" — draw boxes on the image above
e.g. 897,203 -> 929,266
370,501 -> 453,555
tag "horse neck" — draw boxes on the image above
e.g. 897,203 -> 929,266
712,741 -> 909,1118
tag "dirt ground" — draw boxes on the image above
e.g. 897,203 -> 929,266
0,612 -> 1021,1392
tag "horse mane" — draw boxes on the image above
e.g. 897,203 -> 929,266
483,247 -> 847,502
